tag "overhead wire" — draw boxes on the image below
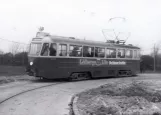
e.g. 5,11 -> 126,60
0,38 -> 29,45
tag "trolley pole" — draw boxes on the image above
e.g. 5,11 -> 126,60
153,44 -> 156,72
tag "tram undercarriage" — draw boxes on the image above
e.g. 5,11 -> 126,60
27,67 -> 135,81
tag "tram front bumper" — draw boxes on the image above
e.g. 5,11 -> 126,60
25,63 -> 34,76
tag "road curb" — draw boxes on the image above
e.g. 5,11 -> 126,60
69,94 -> 81,115
72,96 -> 80,115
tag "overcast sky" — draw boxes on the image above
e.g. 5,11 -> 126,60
0,0 -> 161,54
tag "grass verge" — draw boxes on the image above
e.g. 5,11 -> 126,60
0,65 -> 31,85
75,81 -> 161,115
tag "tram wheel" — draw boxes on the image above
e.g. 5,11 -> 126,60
69,73 -> 78,81
87,72 -> 92,79
127,70 -> 132,77
33,68 -> 39,77
67,76 -> 73,81
33,71 -> 37,77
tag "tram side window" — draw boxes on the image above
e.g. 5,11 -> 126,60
137,50 -> 140,58
134,50 -> 137,58
49,43 -> 57,56
117,49 -> 125,58
95,47 -> 105,58
69,45 -> 82,57
59,44 -> 67,56
126,49 -> 133,58
41,43 -> 49,56
106,48 -> 116,58
83,46 -> 94,57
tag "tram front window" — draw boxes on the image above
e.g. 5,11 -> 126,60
49,43 -> 57,56
29,43 -> 42,56
41,43 -> 49,56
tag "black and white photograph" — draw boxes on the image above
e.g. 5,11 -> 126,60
0,0 -> 161,115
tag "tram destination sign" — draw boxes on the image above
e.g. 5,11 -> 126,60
80,59 -> 126,66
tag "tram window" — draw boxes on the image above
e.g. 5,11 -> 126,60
126,49 -> 133,58
95,47 -> 105,58
137,50 -> 140,58
29,43 -> 42,56
49,43 -> 57,56
134,50 -> 137,58
117,49 -> 125,58
69,45 -> 82,57
59,44 -> 67,56
41,43 -> 49,56
83,46 -> 94,57
106,48 -> 116,58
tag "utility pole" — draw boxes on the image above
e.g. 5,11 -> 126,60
153,44 -> 156,72
22,47 -> 25,65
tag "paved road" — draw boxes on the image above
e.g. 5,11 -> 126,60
0,74 -> 161,115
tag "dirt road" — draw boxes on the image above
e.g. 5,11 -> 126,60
0,74 -> 161,115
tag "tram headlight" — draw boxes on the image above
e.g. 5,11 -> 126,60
30,62 -> 33,66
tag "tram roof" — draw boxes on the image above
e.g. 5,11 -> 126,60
34,32 -> 140,49
51,36 -> 140,49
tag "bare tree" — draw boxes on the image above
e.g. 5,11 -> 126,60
151,42 -> 161,71
10,42 -> 20,55
0,49 -> 3,54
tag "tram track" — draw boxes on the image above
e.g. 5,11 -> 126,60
0,77 -> 98,105
0,75 -> 137,106
0,81 -> 67,105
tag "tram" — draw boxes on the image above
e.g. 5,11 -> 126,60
26,31 -> 140,80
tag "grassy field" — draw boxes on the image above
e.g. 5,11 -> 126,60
0,65 -> 26,76
76,74 -> 161,115
0,65 -> 31,85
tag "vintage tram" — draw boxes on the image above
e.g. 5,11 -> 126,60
26,31 -> 140,80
